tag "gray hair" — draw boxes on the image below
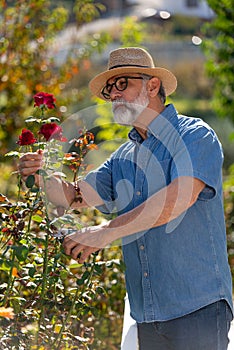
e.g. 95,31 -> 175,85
158,82 -> 166,104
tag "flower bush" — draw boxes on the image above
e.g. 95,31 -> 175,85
0,92 -> 125,349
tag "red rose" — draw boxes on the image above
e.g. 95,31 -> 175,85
17,129 -> 37,146
33,92 -> 56,109
38,123 -> 67,142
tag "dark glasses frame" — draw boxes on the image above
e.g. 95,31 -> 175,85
101,76 -> 148,100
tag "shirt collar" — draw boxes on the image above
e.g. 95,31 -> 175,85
147,104 -> 178,138
128,128 -> 145,143
128,104 -> 178,142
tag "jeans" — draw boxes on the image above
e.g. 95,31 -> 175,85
137,300 -> 233,350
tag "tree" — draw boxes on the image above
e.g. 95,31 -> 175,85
0,0 -> 109,156
202,0 -> 234,287
0,0 -> 68,153
202,0 -> 234,123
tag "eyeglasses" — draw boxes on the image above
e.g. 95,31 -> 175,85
101,76 -> 146,100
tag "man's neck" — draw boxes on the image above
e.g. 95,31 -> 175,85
135,126 -> 148,140
133,104 -> 166,139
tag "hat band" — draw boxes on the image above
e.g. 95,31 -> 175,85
109,63 -> 151,70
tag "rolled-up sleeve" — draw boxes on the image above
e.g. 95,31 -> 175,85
84,158 -> 115,214
170,124 -> 224,199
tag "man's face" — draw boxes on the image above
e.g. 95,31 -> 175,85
103,74 -> 150,126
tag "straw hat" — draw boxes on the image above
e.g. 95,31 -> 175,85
89,47 -> 177,100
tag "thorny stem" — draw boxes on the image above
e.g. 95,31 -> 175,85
3,248 -> 16,306
26,190 -> 40,234
36,233 -> 49,347
36,174 -> 52,346
52,254 -> 98,349
17,173 -> 22,201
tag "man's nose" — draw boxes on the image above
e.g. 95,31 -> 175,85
110,86 -> 122,101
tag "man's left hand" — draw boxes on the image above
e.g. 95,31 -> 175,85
62,224 -> 114,263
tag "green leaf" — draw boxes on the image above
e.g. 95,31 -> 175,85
94,264 -> 103,275
28,266 -> 36,278
0,260 -> 13,271
69,263 -> 83,269
25,175 -> 35,188
11,297 -> 26,314
46,117 -> 60,123
82,270 -> 90,281
53,162 -> 63,169
118,259 -> 126,272
60,269 -> 69,280
5,151 -> 20,158
30,186 -> 39,193
32,215 -> 43,223
25,117 -> 42,124
96,286 -> 105,295
12,245 -> 29,262
77,278 -> 84,286
36,169 -> 48,177
33,237 -> 47,245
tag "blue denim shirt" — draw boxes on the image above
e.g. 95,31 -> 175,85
85,104 -> 233,322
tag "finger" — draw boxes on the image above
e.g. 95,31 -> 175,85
70,244 -> 85,260
19,155 -> 43,170
63,236 -> 81,255
20,158 -> 43,166
18,156 -> 44,178
20,152 -> 43,162
18,164 -> 41,177
57,206 -> 65,216
19,161 -> 42,172
79,247 -> 99,263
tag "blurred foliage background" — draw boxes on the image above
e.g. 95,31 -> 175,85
0,0 -> 234,348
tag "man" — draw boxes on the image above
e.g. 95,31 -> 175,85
19,47 -> 233,349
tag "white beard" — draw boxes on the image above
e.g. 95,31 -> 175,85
112,83 -> 149,126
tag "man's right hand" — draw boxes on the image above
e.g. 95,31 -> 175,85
18,150 -> 104,212
18,150 -> 73,211
18,150 -> 44,185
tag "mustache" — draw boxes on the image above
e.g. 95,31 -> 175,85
112,99 -> 126,106
112,99 -> 143,110
112,100 -> 128,112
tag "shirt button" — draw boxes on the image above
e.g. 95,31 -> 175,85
136,191 -> 141,196
144,272 -> 148,277
140,245 -> 144,250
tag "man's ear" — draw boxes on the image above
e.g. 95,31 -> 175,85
147,77 -> 161,97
